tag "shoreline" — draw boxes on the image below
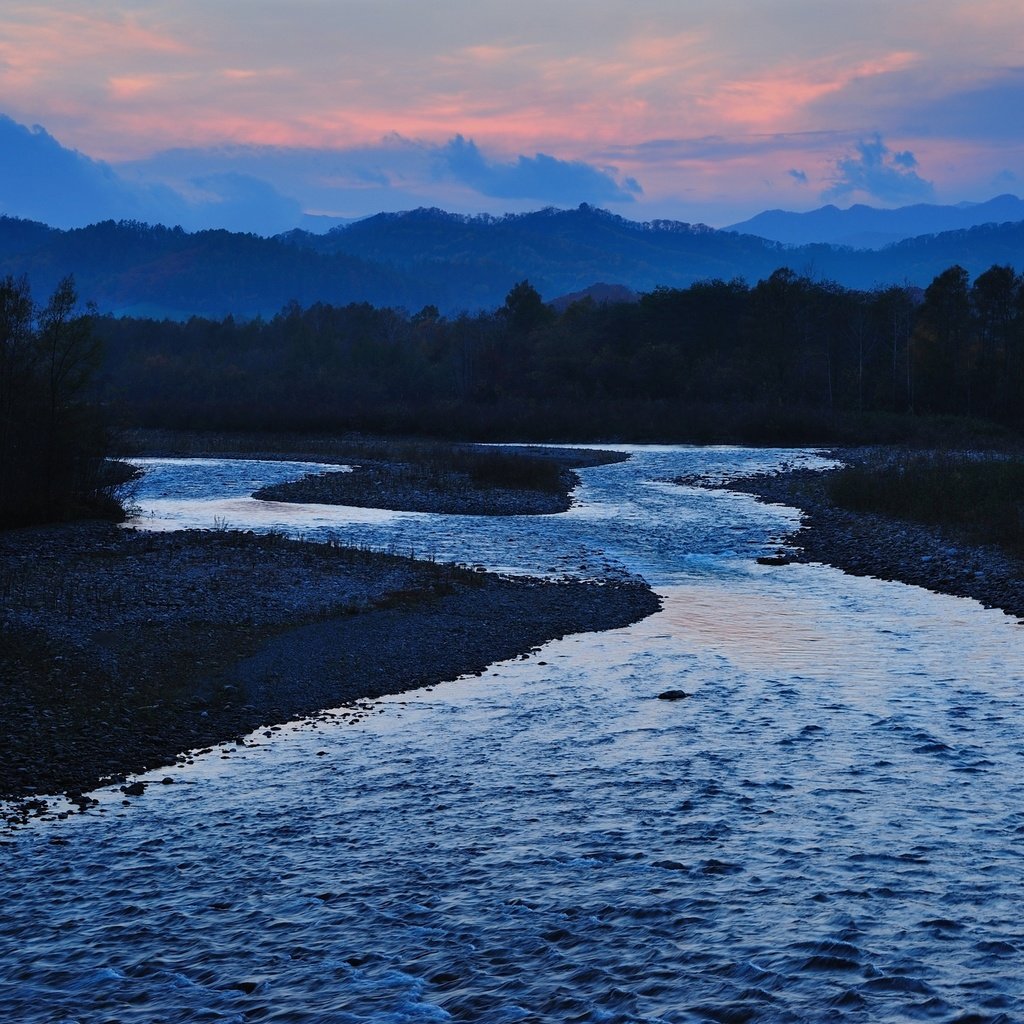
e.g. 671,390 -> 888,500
116,428 -> 629,516
16,438 -> 1022,820
698,450 -> 1024,621
253,457 -> 581,516
1,522 -> 659,818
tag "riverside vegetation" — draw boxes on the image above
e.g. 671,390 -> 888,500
5,263 -> 1024,809
825,450 -> 1024,554
0,275 -> 131,528
96,265 -> 1024,443
696,448 -> 1024,621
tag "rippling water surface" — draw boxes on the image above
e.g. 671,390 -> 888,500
4,446 -> 1024,1023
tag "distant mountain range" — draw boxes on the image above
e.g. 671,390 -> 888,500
1,204 -> 1023,319
4,109 -> 1022,252
726,194 -> 1024,248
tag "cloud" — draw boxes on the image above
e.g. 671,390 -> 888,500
435,135 -> 640,203
2,0 -> 1022,224
123,133 -> 645,219
0,112 -> 318,232
0,110 -> 647,232
186,173 -> 305,234
788,168 -> 809,185
897,68 -> 1024,141
821,134 -> 935,204
0,113 -> 186,226
803,63 -> 1024,145
598,131 -> 848,164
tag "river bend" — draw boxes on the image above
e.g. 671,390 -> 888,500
3,446 -> 1023,1023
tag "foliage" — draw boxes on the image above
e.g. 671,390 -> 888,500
0,275 -> 121,526
90,262 -> 1024,444
5,209 -> 1024,319
445,448 -> 566,493
826,452 -> 1024,554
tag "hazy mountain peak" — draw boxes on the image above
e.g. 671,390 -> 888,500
727,195 -> 1024,248
3,206 -> 1024,320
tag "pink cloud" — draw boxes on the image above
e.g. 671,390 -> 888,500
0,8 -> 191,69
107,74 -> 179,101
454,43 -> 542,64
700,51 -> 920,132
0,6 -> 195,138
2,1 -> 1020,218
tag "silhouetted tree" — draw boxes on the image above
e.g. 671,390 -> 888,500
501,280 -> 553,336
913,265 -> 971,414
0,275 -> 38,519
971,265 -> 1021,419
0,275 -> 114,525
86,261 -> 1024,444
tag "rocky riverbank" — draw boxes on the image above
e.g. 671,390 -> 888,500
117,429 -> 628,516
684,451 -> 1024,621
1,522 -> 659,818
253,460 -> 575,515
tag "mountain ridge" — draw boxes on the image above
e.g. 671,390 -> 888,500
726,194 -> 1024,248
1,206 -> 1022,319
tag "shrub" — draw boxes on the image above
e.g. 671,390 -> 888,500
827,451 -> 1024,553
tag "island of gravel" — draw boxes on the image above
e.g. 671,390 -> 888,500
255,446 -> 626,515
1,520 -> 659,819
677,448 -> 1024,621
117,429 -> 630,516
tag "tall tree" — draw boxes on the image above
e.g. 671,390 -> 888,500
501,280 -> 553,336
0,275 -> 35,505
0,276 -> 112,525
913,265 -> 972,414
971,265 -> 1021,419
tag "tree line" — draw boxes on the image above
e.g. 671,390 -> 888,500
7,210 -> 1024,322
95,263 -> 1024,443
6,261 -> 1021,527
0,276 -> 123,526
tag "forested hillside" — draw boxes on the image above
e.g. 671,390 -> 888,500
0,219 -> 423,319
727,194 -> 1024,248
3,207 -> 1023,319
0,276 -> 124,525
97,265 -> 1024,443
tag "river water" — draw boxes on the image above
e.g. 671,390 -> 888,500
3,447 -> 1024,1023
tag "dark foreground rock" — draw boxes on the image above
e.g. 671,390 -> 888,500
1,522 -> 659,808
689,453 -> 1024,621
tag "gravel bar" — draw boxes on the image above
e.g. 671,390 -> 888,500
1,522 -> 659,814
682,450 -> 1024,621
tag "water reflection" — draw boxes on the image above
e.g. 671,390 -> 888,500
126,447 -> 828,584
4,446 -> 1024,1023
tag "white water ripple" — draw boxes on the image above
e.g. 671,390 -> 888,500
3,446 -> 1024,1023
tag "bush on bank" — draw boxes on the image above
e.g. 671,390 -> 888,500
826,451 -> 1024,554
0,275 -> 126,528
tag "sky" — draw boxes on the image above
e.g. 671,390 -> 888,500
1,0 -> 1023,232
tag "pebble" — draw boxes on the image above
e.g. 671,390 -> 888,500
2,519 -> 659,806
685,450 -> 1024,622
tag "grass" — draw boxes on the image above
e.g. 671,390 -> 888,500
826,451 -> 1024,555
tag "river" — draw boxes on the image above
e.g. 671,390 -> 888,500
3,446 -> 1023,1023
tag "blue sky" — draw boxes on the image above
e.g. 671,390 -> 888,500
1,1 -> 1022,230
